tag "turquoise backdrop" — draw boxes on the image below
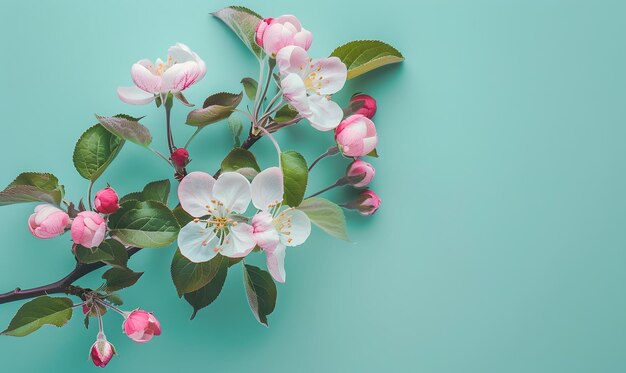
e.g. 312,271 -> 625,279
1,0 -> 625,372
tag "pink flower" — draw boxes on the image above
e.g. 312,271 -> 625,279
171,148 -> 190,167
335,115 -> 379,157
123,310 -> 162,343
276,46 -> 347,131
117,43 -> 206,105
346,160 -> 375,188
90,332 -> 116,368
255,15 -> 313,56
94,187 -> 120,214
28,204 -> 70,239
355,190 -> 381,216
350,94 -> 377,119
71,211 -> 106,248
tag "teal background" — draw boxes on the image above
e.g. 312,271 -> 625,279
1,0 -> 625,371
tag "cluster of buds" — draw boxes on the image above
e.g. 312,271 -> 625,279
337,94 -> 381,216
83,296 -> 161,368
28,187 -> 121,247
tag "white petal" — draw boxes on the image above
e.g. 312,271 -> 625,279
212,172 -> 251,214
251,167 -> 284,211
131,63 -> 162,93
306,95 -> 343,131
168,43 -> 195,63
178,172 -> 215,217
281,73 -> 310,115
315,57 -> 347,95
265,243 -> 287,283
276,46 -> 310,78
178,221 -> 219,263
162,61 -> 203,92
116,86 -> 155,105
252,211 -> 280,251
220,223 -> 256,258
278,209 -> 311,247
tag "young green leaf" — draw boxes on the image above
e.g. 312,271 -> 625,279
330,40 -> 404,80
240,77 -> 258,100
186,92 -> 243,127
95,114 -> 152,147
0,172 -> 65,207
211,6 -> 265,59
297,197 -> 349,241
73,124 -> 125,182
281,151 -> 308,207
228,116 -> 243,148
184,262 -> 228,320
108,200 -> 180,248
221,147 -> 261,172
243,264 -> 277,327
273,105 -> 299,124
141,179 -> 171,204
171,249 -> 227,297
1,296 -> 73,337
102,267 -> 143,292
74,239 -> 129,268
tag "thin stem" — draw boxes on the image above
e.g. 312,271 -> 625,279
149,147 -> 173,167
309,146 -> 340,171
265,116 -> 303,132
165,100 -> 175,153
95,298 -> 126,318
258,99 -> 285,126
87,181 -> 94,210
252,57 -> 266,126
257,126 -> 282,165
264,90 -> 283,115
254,58 -> 275,123
184,127 -> 202,149
305,180 -> 343,199
95,299 -> 104,333
234,109 -> 255,122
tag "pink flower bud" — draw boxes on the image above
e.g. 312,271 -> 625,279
346,160 -> 376,188
355,190 -> 381,216
350,94 -> 377,119
255,15 -> 313,56
123,310 -> 161,343
71,211 -> 106,248
94,187 -> 120,214
171,148 -> 190,167
90,333 -> 116,368
335,115 -> 379,157
28,204 -> 70,239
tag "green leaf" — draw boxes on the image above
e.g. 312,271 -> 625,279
141,179 -> 171,204
297,197 -> 349,241
273,105 -> 299,124
95,114 -> 152,147
119,192 -> 143,204
330,40 -> 404,80
75,239 -> 129,268
119,179 -> 171,205
243,264 -> 277,327
73,124 -> 125,182
186,92 -> 243,127
241,77 -> 258,100
228,116 -> 243,148
280,151 -> 308,207
1,296 -> 73,337
0,172 -> 65,206
171,249 -> 228,297
212,6 -> 264,59
102,267 -> 143,292
367,148 -> 379,158
108,200 -> 180,248
221,147 -> 261,172
105,293 -> 124,306
172,204 -> 194,226
184,261 -> 228,320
